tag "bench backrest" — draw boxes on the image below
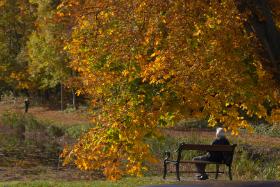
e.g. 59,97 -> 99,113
176,143 -> 237,165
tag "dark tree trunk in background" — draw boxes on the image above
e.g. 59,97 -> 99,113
70,70 -> 77,109
60,82 -> 63,111
236,0 -> 280,81
45,89 -> 50,101
72,89 -> 76,109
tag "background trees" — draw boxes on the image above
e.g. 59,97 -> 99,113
27,0 -> 71,109
0,0 -> 79,108
0,0 -> 36,94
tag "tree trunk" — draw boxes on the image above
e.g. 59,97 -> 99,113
236,0 -> 280,80
60,83 -> 63,111
72,88 -> 76,110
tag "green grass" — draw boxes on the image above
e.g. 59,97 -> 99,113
0,176 -> 172,187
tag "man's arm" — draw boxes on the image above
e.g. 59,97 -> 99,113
211,139 -> 219,145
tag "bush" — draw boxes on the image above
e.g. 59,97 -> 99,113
1,111 -> 94,139
174,119 -> 209,130
0,111 -> 67,139
0,91 -> 15,104
1,111 -> 45,131
46,125 -> 65,138
65,124 -> 92,138
254,123 -> 280,138
1,111 -> 25,129
64,104 -> 76,113
262,161 -> 280,180
233,148 -> 261,180
24,115 -> 45,131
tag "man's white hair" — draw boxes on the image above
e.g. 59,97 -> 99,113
216,127 -> 225,138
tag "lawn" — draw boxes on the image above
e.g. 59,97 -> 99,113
0,176 -> 173,187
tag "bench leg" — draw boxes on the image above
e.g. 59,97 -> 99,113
215,164 -> 219,179
175,163 -> 180,181
163,161 -> 167,179
228,165 -> 233,180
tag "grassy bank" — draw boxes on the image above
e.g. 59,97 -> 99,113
0,110 -> 92,139
0,111 -> 279,184
0,176 -> 172,187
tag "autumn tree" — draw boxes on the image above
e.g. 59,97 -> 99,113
58,0 -> 280,179
0,0 -> 36,94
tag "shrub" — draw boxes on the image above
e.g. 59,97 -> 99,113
254,123 -> 280,138
1,111 -> 25,129
65,124 -> 92,138
64,104 -> 76,113
46,125 -> 65,138
174,119 -> 209,130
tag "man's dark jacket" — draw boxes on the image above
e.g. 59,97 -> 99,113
208,137 -> 230,163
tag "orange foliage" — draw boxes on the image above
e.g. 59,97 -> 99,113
58,0 -> 280,179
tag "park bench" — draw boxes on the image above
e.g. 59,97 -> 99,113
163,143 -> 237,181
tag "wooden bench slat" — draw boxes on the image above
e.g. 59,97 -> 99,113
165,160 -> 222,164
179,144 -> 235,152
170,171 -> 226,174
179,160 -> 222,164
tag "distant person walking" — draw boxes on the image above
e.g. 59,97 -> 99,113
24,98 -> 30,113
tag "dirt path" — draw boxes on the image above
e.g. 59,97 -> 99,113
0,102 -> 91,126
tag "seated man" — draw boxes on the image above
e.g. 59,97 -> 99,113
193,127 -> 230,180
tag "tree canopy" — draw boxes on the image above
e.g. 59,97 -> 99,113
58,0 -> 280,180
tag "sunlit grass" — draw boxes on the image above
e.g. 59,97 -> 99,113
0,176 -> 173,187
